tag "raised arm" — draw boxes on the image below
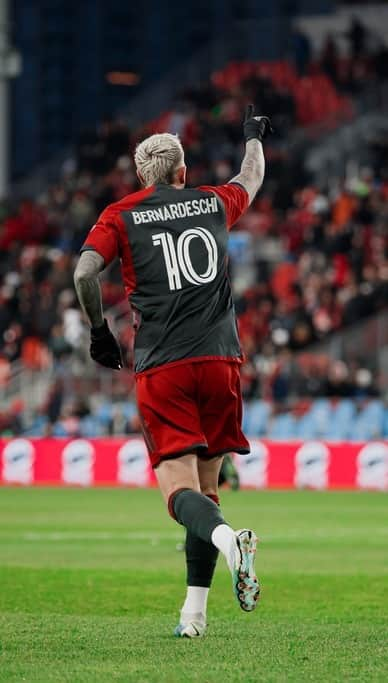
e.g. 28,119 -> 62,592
230,105 -> 273,205
230,139 -> 265,205
74,250 -> 123,370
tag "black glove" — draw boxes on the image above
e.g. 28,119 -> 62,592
90,319 -> 123,370
243,104 -> 273,142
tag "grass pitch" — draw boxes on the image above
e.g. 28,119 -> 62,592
0,487 -> 387,682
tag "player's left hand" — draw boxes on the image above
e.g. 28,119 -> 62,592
243,104 -> 273,143
90,319 -> 123,370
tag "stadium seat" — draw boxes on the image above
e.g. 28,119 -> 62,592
308,399 -> 332,437
243,400 -> 271,436
118,402 -> 137,421
80,416 -> 104,438
352,401 -> 385,441
52,423 -> 69,437
23,415 -> 49,436
326,400 -> 356,440
209,60 -> 351,127
268,413 -> 297,440
332,399 -> 356,421
296,413 -> 317,439
94,403 -> 113,426
241,403 -> 250,434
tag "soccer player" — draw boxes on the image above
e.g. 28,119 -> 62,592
74,105 -> 272,637
219,453 -> 240,491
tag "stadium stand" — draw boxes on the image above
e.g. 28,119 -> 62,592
1,44 -> 387,438
1,395 -> 384,441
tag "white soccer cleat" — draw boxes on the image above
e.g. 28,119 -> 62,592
174,612 -> 207,638
231,529 -> 260,612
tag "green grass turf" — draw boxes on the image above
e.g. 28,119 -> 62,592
0,488 -> 387,682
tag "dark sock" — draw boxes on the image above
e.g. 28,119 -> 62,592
171,488 -> 226,545
185,495 -> 220,588
185,531 -> 219,587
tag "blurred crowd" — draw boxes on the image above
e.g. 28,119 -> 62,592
319,17 -> 388,96
1,33 -> 388,436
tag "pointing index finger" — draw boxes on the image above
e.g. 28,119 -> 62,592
244,104 -> 255,122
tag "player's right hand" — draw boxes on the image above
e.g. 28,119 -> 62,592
90,319 -> 123,370
243,104 -> 273,143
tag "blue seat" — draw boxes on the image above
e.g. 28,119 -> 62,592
94,402 -> 113,426
332,399 -> 356,422
351,419 -> 370,441
296,413 -> 317,439
326,400 -> 356,440
268,414 -> 297,439
52,423 -> 68,437
325,422 -> 349,440
23,415 -> 48,436
352,401 -> 385,440
242,403 -> 251,433
118,402 -> 137,421
361,400 -> 385,422
243,400 -> 271,436
308,399 -> 332,437
80,416 -> 104,438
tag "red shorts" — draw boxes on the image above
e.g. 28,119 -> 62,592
136,359 -> 250,468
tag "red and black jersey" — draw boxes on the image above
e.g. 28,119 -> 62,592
81,182 -> 249,374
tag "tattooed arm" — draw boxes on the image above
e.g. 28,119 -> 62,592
229,139 -> 265,205
73,250 -> 105,328
230,105 -> 272,205
74,250 -> 123,369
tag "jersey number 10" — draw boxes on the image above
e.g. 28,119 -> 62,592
152,227 -> 218,291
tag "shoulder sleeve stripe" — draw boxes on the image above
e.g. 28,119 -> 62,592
197,183 -> 249,230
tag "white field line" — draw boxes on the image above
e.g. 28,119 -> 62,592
5,531 -> 183,541
0,529 -> 387,542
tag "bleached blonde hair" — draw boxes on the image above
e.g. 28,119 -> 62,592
134,133 -> 184,186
